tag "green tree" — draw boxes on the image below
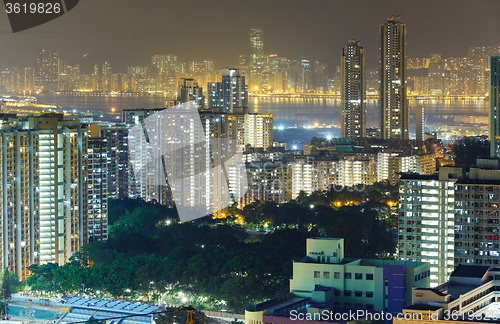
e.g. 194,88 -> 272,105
0,301 -> 8,316
452,136 -> 490,167
1,270 -> 11,300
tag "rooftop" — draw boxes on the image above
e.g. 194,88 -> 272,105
296,256 -> 427,268
248,293 -> 308,313
455,178 -> 500,185
404,304 -> 442,311
414,287 -> 448,297
399,174 -> 439,181
60,296 -> 159,314
450,265 -> 490,278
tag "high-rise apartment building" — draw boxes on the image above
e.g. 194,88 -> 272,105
24,67 -> 35,92
177,78 -> 204,109
87,124 -> 109,243
249,29 -> 264,91
379,16 -> 408,140
34,49 -> 59,92
122,108 -> 166,201
338,156 -> 374,187
490,57 -> 500,158
399,164 -> 500,287
102,61 -> 112,76
243,161 -> 289,207
454,167 -> 500,267
428,62 -> 445,95
398,168 -> 462,287
378,152 -> 436,185
207,69 -> 248,114
100,124 -> 130,199
341,40 -> 366,139
0,114 -> 88,280
468,47 -> 500,96
122,108 -> 165,126
289,160 -> 333,199
244,113 -> 273,150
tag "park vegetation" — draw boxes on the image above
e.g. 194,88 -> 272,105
27,183 -> 397,313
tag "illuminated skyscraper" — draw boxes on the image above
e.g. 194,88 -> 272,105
177,78 -> 204,110
207,68 -> 248,114
341,40 -> 366,139
87,124 -> 109,243
379,16 -> 408,140
102,61 -> 112,76
249,28 -> 264,91
491,56 -> 500,158
428,61 -> 445,94
468,47 -> 500,96
0,114 -> 88,280
99,124 -> 130,199
34,49 -> 59,92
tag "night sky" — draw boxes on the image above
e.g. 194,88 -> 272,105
0,0 -> 499,74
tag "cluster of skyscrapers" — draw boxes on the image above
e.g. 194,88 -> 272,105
340,16 -> 408,141
407,47 -> 500,96
397,55 -> 500,288
0,113 -> 109,280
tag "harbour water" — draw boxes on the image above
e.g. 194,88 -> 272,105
28,94 -> 489,148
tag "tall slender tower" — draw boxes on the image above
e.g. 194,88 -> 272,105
249,29 -> 264,91
34,49 -> 59,92
341,40 -> 366,139
379,16 -> 408,140
491,56 -> 500,158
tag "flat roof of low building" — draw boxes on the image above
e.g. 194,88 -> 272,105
248,293 -> 308,313
405,304 -> 442,311
295,256 -> 427,269
450,265 -> 490,278
414,287 -> 448,297
60,297 -> 159,315
399,174 -> 439,181
455,179 -> 500,185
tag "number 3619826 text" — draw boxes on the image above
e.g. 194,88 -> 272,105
5,2 -> 61,14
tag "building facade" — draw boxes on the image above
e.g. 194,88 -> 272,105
379,16 -> 408,140
341,40 -> 366,139
398,168 -> 462,287
396,265 -> 500,323
249,29 -> 265,91
34,49 -> 59,92
399,165 -> 500,288
0,114 -> 88,280
245,237 -> 430,324
207,69 -> 248,114
177,78 -> 204,110
490,57 -> 500,158
454,173 -> 500,267
87,133 -> 108,242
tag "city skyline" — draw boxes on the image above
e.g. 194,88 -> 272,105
0,0 -> 499,74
